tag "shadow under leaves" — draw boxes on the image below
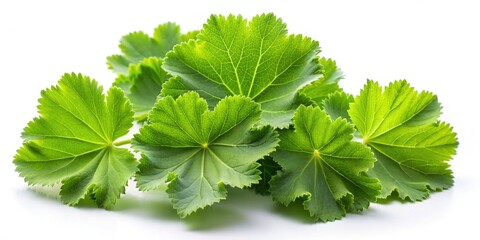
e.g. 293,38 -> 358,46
113,189 -> 246,230
271,198 -> 315,224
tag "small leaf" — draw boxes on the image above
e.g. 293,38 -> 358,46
322,91 -> 354,121
107,22 -> 198,75
113,57 -> 168,121
300,57 -> 344,106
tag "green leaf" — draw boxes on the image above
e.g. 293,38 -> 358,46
180,30 -> 200,42
253,156 -> 281,195
270,105 -> 380,222
107,22 -> 198,75
162,13 -> 321,128
349,80 -> 458,200
112,74 -> 132,94
133,92 -> 279,217
322,91 -> 354,121
113,57 -> 168,121
14,73 -> 137,209
128,58 -> 167,119
300,57 -> 343,106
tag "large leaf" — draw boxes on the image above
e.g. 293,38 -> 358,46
270,105 -> 380,222
162,13 -> 321,128
14,73 -> 137,208
349,80 -> 458,200
107,22 -> 198,75
133,92 -> 279,217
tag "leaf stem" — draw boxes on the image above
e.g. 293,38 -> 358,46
135,113 -> 148,123
113,139 -> 132,146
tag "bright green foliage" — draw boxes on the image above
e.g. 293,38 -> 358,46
112,57 -> 168,121
14,73 -> 137,208
349,80 -> 458,200
13,13 -> 459,222
133,92 -> 279,217
107,22 -> 198,74
300,57 -> 343,106
270,105 -> 380,222
323,91 -> 354,121
162,13 -> 321,128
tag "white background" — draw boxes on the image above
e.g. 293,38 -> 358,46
1,0 -> 479,239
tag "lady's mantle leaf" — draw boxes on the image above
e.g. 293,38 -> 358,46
162,13 -> 321,128
322,91 -> 354,122
349,80 -> 458,200
112,57 -> 168,121
133,92 -> 279,217
107,22 -> 198,75
128,58 -> 167,118
14,73 -> 137,209
300,57 -> 344,106
270,106 -> 380,222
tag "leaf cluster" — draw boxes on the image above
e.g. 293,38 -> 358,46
14,13 -> 458,222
